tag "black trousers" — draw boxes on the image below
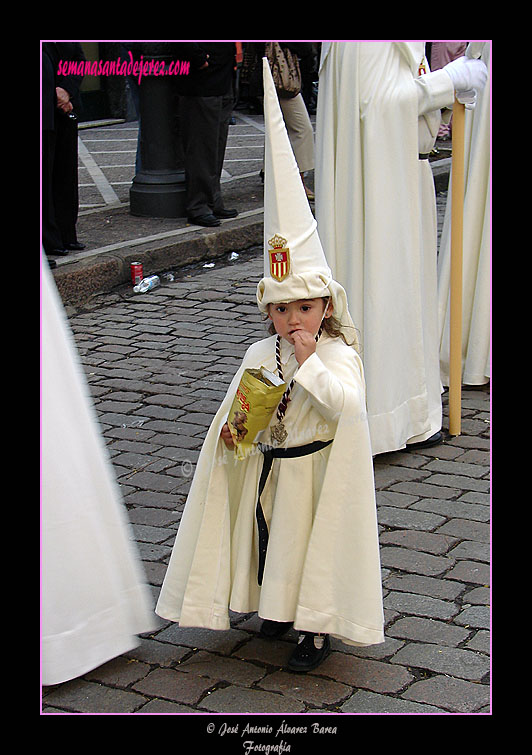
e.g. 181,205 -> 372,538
42,114 -> 80,251
179,89 -> 234,218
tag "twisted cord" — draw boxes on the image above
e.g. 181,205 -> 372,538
275,328 -> 322,422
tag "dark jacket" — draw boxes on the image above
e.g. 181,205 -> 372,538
174,42 -> 236,96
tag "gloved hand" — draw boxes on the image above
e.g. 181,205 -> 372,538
455,88 -> 478,110
443,56 -> 488,109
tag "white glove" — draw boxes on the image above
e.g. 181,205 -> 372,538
444,56 -> 488,90
455,88 -> 478,110
443,56 -> 488,108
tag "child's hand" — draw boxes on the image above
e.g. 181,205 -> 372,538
220,423 -> 235,449
292,329 -> 317,366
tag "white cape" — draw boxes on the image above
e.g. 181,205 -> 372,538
438,44 -> 491,386
156,334 -> 384,647
41,263 -> 157,686
315,42 -> 456,454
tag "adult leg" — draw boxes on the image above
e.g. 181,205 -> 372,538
42,129 -> 64,253
180,94 -> 220,221
212,87 -> 237,217
52,114 -> 81,248
279,93 -> 314,173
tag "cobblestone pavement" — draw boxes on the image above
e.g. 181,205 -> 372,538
42,247 -> 491,720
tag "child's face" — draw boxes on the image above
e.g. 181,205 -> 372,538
268,298 -> 332,345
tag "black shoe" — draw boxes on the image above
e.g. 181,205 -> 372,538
47,248 -> 69,256
214,208 -> 238,219
64,242 -> 86,251
287,632 -> 330,672
187,214 -> 221,227
260,619 -> 293,639
406,431 -> 443,450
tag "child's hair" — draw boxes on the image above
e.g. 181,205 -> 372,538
266,297 -> 358,347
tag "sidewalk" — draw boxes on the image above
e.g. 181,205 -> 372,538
51,114 -> 265,307
50,115 -> 452,308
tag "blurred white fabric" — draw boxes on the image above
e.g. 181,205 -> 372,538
41,261 -> 158,686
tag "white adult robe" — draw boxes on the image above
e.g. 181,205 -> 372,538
438,44 -> 490,386
315,42 -> 456,455
156,333 -> 384,647
41,262 -> 157,686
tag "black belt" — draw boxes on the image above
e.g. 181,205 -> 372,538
255,439 -> 333,585
419,153 -> 430,160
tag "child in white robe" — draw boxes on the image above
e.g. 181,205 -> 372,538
156,294 -> 384,670
155,58 -> 384,672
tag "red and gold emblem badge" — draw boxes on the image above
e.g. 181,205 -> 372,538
268,234 -> 290,282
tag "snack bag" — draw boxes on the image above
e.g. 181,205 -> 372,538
228,367 -> 286,459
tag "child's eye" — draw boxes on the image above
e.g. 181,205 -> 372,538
276,306 -> 286,313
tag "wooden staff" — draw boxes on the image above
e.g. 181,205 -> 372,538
448,42 -> 485,436
448,97 -> 465,436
